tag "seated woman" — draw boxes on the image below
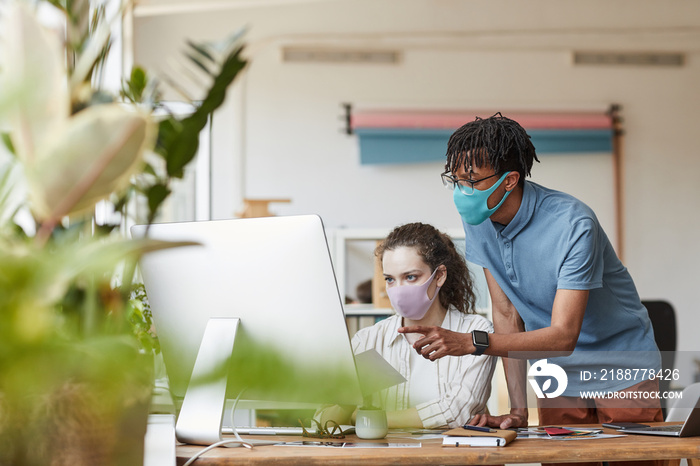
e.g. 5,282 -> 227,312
331,222 -> 496,429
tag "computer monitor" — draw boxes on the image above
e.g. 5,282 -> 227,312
131,215 -> 363,445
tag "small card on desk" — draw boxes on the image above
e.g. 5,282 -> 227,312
544,427 -> 575,436
442,427 -> 517,447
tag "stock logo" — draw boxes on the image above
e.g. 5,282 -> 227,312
528,359 -> 568,398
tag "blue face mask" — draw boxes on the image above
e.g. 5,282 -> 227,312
453,172 -> 512,225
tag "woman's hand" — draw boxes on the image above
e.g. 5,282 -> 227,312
316,404 -> 355,425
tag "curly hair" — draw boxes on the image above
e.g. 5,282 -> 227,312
444,113 -> 539,184
375,223 -> 477,314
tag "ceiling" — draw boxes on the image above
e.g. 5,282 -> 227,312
131,0 -> 700,53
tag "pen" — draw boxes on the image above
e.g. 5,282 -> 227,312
462,425 -> 496,433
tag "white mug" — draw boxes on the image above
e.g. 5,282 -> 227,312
355,408 -> 388,439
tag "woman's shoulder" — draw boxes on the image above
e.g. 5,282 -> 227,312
351,314 -> 401,347
357,313 -> 400,333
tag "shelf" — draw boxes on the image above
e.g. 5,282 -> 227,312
343,304 -> 394,316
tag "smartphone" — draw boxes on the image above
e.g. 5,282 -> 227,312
601,422 -> 650,430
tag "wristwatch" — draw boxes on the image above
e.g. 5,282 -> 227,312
472,330 -> 490,356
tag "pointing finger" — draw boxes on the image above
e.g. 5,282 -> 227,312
398,326 -> 431,335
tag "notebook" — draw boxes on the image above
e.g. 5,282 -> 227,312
621,397 -> 700,437
442,427 -> 517,447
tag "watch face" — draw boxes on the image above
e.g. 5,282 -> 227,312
473,331 -> 489,346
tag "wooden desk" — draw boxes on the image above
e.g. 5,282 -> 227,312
176,425 -> 700,465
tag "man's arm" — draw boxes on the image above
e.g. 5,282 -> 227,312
399,274 -> 589,358
470,268 -> 528,428
485,269 -> 588,357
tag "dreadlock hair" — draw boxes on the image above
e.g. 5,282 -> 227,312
375,222 -> 477,315
444,113 -> 539,184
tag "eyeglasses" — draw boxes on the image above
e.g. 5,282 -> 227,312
441,172 -> 501,195
298,418 -> 346,439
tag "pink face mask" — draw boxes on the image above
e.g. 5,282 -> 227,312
386,268 -> 441,321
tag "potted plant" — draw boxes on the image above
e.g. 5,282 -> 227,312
0,1 -> 247,464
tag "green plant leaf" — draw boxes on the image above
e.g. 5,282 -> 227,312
145,183 -> 171,222
184,51 -> 214,76
68,2 -> 114,94
0,161 -> 23,229
1,133 -> 16,156
0,2 -> 69,164
27,104 -> 156,225
68,238 -> 201,278
43,0 -> 67,12
155,31 -> 248,179
122,66 -> 148,103
186,39 -> 215,62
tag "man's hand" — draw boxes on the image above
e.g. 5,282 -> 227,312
468,412 -> 528,430
398,325 -> 472,360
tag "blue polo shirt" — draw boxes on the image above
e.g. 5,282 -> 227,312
463,181 -> 660,396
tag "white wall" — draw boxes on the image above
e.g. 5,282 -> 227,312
133,1 -> 700,376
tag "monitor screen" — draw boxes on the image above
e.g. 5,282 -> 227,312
132,215 -> 364,411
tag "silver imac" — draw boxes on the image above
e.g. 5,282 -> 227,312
131,215 -> 363,446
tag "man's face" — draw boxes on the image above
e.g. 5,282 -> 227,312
452,163 -> 506,210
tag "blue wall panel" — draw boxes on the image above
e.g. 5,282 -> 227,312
356,128 -> 613,165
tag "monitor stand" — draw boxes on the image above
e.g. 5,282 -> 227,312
174,317 -> 278,447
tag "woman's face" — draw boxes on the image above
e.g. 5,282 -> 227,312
382,246 -> 443,298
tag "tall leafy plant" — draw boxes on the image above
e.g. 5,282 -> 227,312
0,1 -> 247,464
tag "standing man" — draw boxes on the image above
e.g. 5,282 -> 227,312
399,114 -> 664,444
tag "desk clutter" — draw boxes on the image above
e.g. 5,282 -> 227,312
441,425 -> 628,446
176,423 -> 700,465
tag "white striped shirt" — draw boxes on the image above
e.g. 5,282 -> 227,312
351,308 -> 496,428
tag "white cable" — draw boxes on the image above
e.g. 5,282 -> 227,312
181,389 -> 251,465
181,439 -> 253,466
227,388 -> 247,442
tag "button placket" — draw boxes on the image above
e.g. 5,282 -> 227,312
503,238 -> 516,282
